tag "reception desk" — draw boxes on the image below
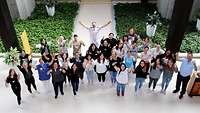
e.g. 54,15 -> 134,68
187,72 -> 200,97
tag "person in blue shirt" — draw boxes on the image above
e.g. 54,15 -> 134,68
36,58 -> 51,94
124,50 -> 135,83
173,51 -> 197,99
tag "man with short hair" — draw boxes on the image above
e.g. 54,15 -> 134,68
36,58 -> 51,94
173,51 -> 197,99
79,21 -> 111,47
72,34 -> 85,56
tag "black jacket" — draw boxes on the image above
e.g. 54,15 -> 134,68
17,65 -> 33,80
135,65 -> 148,78
69,69 -> 79,81
51,68 -> 64,83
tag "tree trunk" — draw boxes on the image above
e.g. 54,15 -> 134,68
165,0 -> 194,53
0,0 -> 21,51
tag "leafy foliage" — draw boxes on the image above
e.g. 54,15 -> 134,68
43,0 -> 58,7
114,3 -> 200,53
146,11 -> 161,26
3,47 -> 19,66
0,3 -> 79,53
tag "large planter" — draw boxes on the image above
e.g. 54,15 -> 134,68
146,24 -> 157,37
196,18 -> 200,31
45,5 -> 55,16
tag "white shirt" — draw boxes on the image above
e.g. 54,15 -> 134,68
141,51 -> 152,63
94,59 -> 109,73
116,69 -> 128,84
151,48 -> 164,59
88,27 -> 101,45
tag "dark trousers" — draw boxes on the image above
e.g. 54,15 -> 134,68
71,79 -> 79,95
52,81 -> 64,97
97,72 -> 106,82
79,72 -> 84,80
175,72 -> 190,95
11,85 -> 21,105
145,62 -> 150,73
148,77 -> 159,89
25,77 -> 37,93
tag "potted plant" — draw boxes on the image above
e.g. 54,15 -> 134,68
44,0 -> 57,16
196,9 -> 200,31
3,47 -> 19,66
146,11 -> 161,37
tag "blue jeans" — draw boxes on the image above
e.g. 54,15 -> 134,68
135,78 -> 145,92
161,76 -> 172,91
116,82 -> 126,94
86,70 -> 94,82
111,71 -> 117,84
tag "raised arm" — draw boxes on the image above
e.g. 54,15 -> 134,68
101,21 -> 111,28
79,21 -> 89,29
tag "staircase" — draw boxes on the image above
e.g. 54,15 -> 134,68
70,0 -> 115,57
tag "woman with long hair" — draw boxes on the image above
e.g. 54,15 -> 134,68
148,58 -> 163,91
5,69 -> 21,105
98,39 -> 112,59
83,54 -> 95,84
87,43 -> 99,60
161,59 -> 178,94
135,60 -> 148,94
94,53 -> 109,84
114,63 -> 129,96
114,40 -> 124,60
17,62 -> 38,94
48,62 -> 65,99
40,38 -> 52,63
109,50 -> 122,85
69,63 -> 80,95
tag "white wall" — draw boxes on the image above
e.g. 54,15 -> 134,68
15,0 -> 35,20
6,0 -> 19,20
6,0 -> 35,20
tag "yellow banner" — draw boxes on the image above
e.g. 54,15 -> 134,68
21,31 -> 31,54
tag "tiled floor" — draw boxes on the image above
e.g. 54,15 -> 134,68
0,58 -> 200,113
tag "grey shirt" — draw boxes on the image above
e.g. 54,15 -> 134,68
149,66 -> 163,79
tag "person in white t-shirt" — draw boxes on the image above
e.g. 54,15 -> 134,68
141,46 -> 152,73
150,43 -> 164,60
79,21 -> 111,47
94,53 -> 109,83
114,63 -> 129,96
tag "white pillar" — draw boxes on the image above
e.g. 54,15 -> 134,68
6,0 -> 35,20
157,0 -> 200,21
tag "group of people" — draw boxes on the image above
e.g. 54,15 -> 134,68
5,22 -> 198,106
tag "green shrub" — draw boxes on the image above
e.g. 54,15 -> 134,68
0,3 -> 79,53
114,3 -> 200,53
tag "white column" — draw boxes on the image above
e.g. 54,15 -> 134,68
157,0 -> 200,21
